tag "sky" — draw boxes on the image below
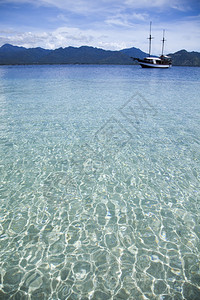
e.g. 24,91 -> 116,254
0,0 -> 200,54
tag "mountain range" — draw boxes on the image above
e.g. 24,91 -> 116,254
0,44 -> 200,66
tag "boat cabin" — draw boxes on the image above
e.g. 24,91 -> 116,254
144,57 -> 161,64
143,56 -> 171,65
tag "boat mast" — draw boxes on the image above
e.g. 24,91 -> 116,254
161,30 -> 166,56
148,21 -> 153,57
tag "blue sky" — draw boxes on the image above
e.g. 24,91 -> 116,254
0,0 -> 200,53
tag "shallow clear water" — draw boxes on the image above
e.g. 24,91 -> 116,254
0,65 -> 200,300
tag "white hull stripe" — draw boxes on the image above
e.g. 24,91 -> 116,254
140,62 -> 171,68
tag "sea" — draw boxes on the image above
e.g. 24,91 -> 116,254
0,64 -> 200,300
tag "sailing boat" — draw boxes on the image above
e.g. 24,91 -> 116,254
132,22 -> 172,68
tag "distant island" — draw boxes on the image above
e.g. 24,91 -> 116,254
0,44 -> 200,66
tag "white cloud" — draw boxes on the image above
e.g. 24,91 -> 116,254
131,13 -> 149,21
1,0 -> 193,13
1,15 -> 200,53
105,16 -> 132,28
105,12 -> 149,28
124,0 -> 192,11
0,27 -> 106,49
0,1 -> 199,52
1,0 -> 101,14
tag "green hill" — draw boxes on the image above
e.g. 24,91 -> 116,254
168,50 -> 200,66
0,44 -> 135,65
0,44 -> 199,66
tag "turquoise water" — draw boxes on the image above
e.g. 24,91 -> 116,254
0,65 -> 200,300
